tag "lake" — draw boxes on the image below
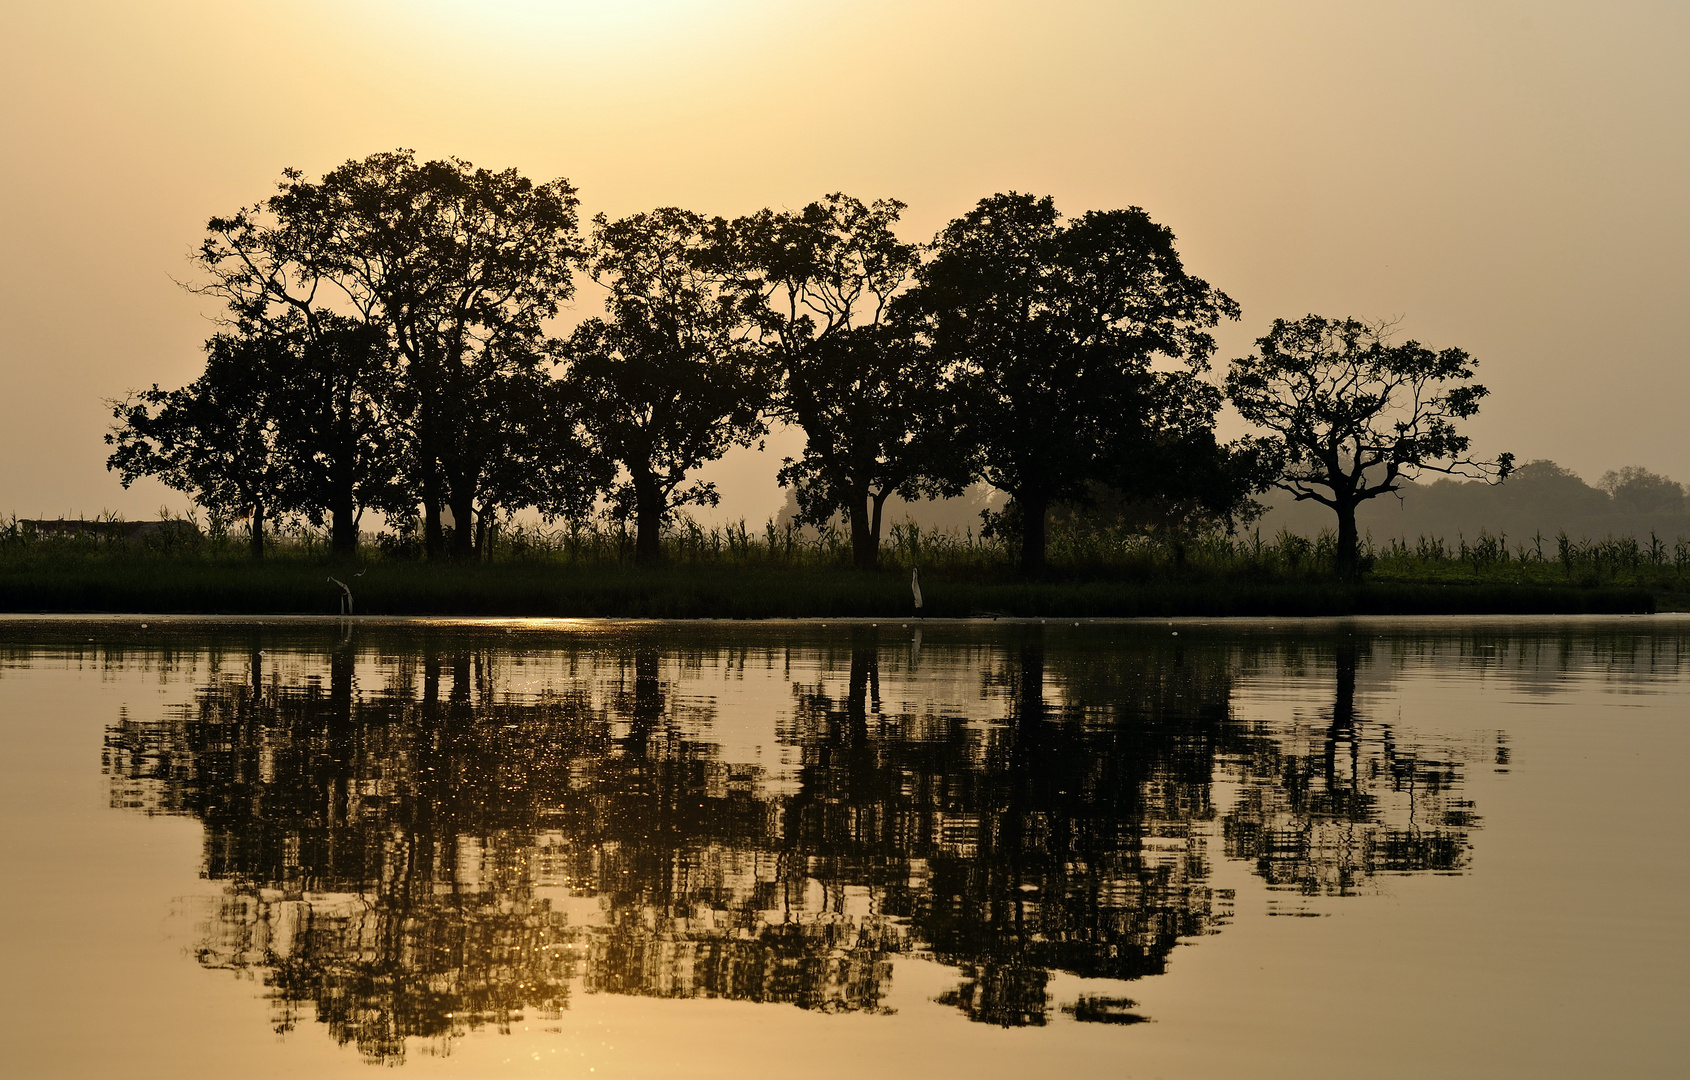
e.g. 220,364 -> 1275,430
0,615 -> 1684,1078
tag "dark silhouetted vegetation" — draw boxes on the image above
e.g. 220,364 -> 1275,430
1226,315 -> 1513,577
571,207 -> 768,563
85,150 -> 1667,620
104,155 -> 1268,580
1260,458 -> 1690,548
912,193 -> 1243,573
734,194 -> 971,570
0,513 -> 1660,616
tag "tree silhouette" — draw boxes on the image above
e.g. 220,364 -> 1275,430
570,208 -> 769,563
910,193 -> 1239,573
106,331 -> 295,558
1225,315 -> 1513,576
195,150 -> 583,559
734,194 -> 970,569
266,313 -> 402,554
481,367 -> 609,551
108,316 -> 402,557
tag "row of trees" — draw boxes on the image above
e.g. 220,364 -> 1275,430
108,150 -> 1508,574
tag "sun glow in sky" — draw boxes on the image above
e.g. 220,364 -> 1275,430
398,0 -> 745,40
1,0 -> 1687,523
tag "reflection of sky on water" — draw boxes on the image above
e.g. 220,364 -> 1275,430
81,623 -> 1510,1062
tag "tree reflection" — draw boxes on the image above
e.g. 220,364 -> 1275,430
1222,642 -> 1478,894
100,629 -> 1486,1059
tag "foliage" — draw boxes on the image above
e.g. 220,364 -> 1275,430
1226,315 -> 1513,575
734,193 -> 970,568
195,149 -> 585,559
570,207 -> 770,562
106,333 -> 296,558
264,313 -> 404,551
911,193 -> 1242,573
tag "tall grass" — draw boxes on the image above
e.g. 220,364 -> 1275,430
0,511 -> 1675,616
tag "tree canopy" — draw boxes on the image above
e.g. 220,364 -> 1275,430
569,207 -> 769,563
106,155 -> 1535,580
1225,314 -> 1513,574
910,193 -> 1241,572
195,149 -> 583,559
734,194 -> 969,569
107,332 -> 295,558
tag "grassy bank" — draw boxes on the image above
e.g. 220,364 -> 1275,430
0,557 -> 1655,618
2,515 -> 1679,616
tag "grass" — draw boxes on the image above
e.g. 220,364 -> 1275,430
0,514 -> 1673,617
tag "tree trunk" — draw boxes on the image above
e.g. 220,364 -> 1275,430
330,399 -> 359,557
422,465 -> 445,560
331,467 -> 358,557
848,486 -> 878,570
1334,501 -> 1361,579
1018,492 -> 1049,575
450,483 -> 476,561
249,501 -> 266,561
634,471 -> 664,564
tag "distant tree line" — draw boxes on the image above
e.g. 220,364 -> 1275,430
1258,459 -> 1690,548
108,150 -> 1509,574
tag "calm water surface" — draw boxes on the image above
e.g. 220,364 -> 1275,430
0,616 -> 1684,1078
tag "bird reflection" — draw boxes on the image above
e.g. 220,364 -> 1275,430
100,630 -> 1483,1062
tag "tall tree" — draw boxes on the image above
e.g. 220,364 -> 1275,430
106,333 -> 294,558
195,150 -> 583,559
267,313 -> 402,555
569,208 -> 768,563
910,193 -> 1239,573
1224,314 -> 1513,576
734,194 -> 969,569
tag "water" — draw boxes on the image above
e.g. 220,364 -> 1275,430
0,616 -> 1684,1078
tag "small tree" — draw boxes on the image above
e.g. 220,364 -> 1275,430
569,208 -> 767,563
1225,315 -> 1513,576
734,194 -> 969,569
106,333 -> 294,558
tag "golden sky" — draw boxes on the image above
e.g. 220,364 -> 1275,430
3,0 -> 1686,524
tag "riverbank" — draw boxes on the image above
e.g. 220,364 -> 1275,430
0,559 -> 1661,617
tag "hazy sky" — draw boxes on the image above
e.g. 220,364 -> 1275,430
3,0 -> 1686,525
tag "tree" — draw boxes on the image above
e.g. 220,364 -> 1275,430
472,353 -> 609,555
734,194 -> 970,569
1599,466 -> 1686,518
1225,315 -> 1513,576
569,208 -> 768,563
106,333 -> 294,558
195,150 -> 583,559
265,313 -> 402,555
910,193 -> 1239,573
